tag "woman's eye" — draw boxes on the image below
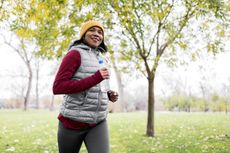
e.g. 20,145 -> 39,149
98,31 -> 103,35
88,28 -> 103,35
89,29 -> 95,32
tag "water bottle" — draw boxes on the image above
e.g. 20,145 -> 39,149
98,58 -> 110,92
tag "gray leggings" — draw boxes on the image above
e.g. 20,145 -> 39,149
57,119 -> 109,153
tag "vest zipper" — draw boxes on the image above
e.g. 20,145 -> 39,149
94,90 -> 102,122
83,91 -> 88,105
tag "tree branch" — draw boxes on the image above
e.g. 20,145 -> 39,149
151,1 -> 196,74
148,0 -> 175,56
132,0 -> 146,57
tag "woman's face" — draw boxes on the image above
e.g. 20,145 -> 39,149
84,26 -> 103,48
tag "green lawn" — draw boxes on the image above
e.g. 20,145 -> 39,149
0,110 -> 229,153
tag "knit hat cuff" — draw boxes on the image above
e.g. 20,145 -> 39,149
80,20 -> 104,39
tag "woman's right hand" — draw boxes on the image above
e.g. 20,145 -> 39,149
99,68 -> 110,79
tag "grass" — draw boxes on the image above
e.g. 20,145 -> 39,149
0,110 -> 229,153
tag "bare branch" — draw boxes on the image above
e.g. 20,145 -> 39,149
151,3 -> 197,74
1,33 -> 33,66
169,6 -> 196,46
149,1 -> 175,55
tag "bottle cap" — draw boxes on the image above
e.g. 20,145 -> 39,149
99,60 -> 103,64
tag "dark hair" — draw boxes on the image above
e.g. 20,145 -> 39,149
68,38 -> 107,53
68,39 -> 82,50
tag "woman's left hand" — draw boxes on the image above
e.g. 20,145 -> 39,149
107,90 -> 118,103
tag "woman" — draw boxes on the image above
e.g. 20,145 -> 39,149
53,20 -> 118,153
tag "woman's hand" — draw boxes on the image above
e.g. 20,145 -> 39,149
99,68 -> 110,79
107,90 -> 118,103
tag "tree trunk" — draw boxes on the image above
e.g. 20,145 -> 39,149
113,65 -> 124,112
35,60 -> 40,109
146,76 -> 155,137
23,62 -> 32,111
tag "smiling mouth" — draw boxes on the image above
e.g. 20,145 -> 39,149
91,37 -> 100,42
92,38 -> 99,41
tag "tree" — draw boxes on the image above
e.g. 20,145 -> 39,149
34,58 -> 40,109
222,78 -> 230,114
0,1 -> 39,110
0,0 -> 69,110
1,33 -> 33,111
199,77 -> 210,112
97,0 -> 229,136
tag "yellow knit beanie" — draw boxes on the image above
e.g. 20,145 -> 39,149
79,20 -> 104,39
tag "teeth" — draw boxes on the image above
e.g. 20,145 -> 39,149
92,38 -> 98,41
92,37 -> 99,40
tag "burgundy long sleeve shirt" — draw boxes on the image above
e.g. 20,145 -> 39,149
53,50 -> 104,129
53,50 -> 103,94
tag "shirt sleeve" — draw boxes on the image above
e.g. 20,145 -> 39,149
52,50 -> 103,94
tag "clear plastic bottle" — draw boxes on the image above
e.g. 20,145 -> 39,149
98,58 -> 110,92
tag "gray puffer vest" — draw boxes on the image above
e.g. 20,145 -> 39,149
60,44 -> 109,123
